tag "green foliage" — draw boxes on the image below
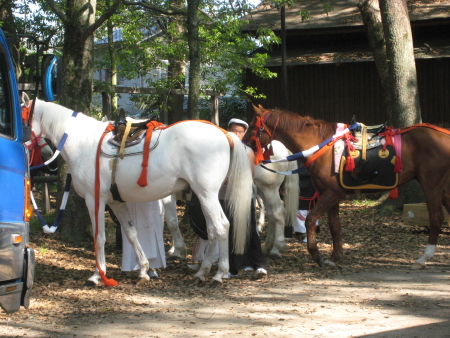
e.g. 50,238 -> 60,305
198,96 -> 248,129
93,0 -> 277,112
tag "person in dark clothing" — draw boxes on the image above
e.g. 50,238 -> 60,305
187,118 -> 267,279
295,162 -> 320,242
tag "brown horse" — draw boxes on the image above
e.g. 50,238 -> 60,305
244,104 -> 450,269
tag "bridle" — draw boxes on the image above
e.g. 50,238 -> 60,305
246,110 -> 280,164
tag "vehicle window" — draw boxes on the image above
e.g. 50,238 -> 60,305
0,49 -> 13,137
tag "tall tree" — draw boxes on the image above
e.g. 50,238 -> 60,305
42,0 -> 123,242
186,0 -> 201,119
358,0 -> 424,213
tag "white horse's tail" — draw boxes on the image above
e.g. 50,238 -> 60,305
225,139 -> 253,254
283,159 -> 299,228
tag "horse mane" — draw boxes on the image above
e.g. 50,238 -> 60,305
35,99 -> 103,145
267,108 -> 336,140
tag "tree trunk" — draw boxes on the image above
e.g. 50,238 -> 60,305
379,0 -> 421,126
358,0 -> 424,214
57,1 -> 97,243
167,59 -> 186,124
187,0 -> 200,120
107,19 -> 118,119
358,0 -> 393,118
166,0 -> 186,124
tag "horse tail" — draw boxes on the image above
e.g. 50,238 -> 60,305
225,136 -> 253,254
282,159 -> 300,228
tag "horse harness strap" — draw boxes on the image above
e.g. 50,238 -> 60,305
119,119 -> 134,159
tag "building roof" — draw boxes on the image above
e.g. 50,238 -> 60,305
242,0 -> 450,33
242,0 -> 450,65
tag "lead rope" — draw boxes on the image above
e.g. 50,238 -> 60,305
94,124 -> 118,287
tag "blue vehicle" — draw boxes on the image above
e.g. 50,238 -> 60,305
0,27 -> 60,314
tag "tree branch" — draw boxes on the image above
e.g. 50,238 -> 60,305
124,1 -> 186,15
85,0 -> 124,38
43,0 -> 67,23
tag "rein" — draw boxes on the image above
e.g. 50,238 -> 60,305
248,110 -> 277,164
258,120 -> 360,174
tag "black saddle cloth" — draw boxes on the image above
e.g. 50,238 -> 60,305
340,144 -> 398,190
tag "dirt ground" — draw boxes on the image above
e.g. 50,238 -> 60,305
1,201 -> 450,338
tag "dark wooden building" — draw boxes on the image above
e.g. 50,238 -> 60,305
242,0 -> 450,127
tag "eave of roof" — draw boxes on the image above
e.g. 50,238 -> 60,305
241,0 -> 450,33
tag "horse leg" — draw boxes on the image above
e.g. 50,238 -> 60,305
306,191 -> 342,268
84,195 -> 108,286
261,191 -> 287,259
193,195 -> 229,284
256,191 -> 265,234
327,203 -> 343,265
162,194 -> 187,260
108,202 -> 150,283
413,176 -> 450,268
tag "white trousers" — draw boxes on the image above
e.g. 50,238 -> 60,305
121,200 -> 166,271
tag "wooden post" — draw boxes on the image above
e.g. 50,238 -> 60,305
41,175 -> 51,214
210,95 -> 219,125
102,92 -> 112,120
162,99 -> 168,125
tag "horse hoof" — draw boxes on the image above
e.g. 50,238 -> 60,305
315,256 -> 324,268
209,280 -> 221,288
412,262 -> 426,270
84,280 -> 97,287
136,276 -> 150,286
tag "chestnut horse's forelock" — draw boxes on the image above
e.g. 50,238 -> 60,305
266,108 -> 336,140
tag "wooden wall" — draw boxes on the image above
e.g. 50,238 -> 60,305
246,57 -> 450,128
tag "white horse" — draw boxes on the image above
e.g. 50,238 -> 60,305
27,96 -> 253,285
253,141 -> 299,259
163,141 -> 299,261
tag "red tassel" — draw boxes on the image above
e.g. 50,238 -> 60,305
255,150 -> 264,164
345,156 -> 355,172
100,272 -> 119,287
394,155 -> 402,173
250,136 -> 264,164
263,145 -> 273,161
137,164 -> 148,187
389,187 -> 399,200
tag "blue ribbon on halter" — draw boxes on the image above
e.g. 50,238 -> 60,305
259,122 -> 360,175
30,111 -> 79,171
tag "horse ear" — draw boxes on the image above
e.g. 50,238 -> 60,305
21,92 -> 30,108
252,103 -> 264,116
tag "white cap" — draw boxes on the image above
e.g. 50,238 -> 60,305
228,118 -> 249,131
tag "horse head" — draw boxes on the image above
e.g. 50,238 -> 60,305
243,104 -> 276,164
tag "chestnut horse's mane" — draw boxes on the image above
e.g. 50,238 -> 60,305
266,108 -> 336,140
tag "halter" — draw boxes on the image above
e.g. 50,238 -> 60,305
247,110 -> 278,164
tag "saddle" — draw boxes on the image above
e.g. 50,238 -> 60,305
106,116 -> 159,159
339,120 -> 398,190
110,116 -> 157,146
